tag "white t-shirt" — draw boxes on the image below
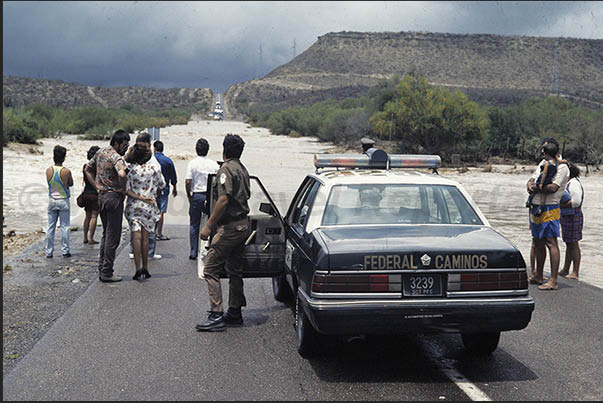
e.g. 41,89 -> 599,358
185,156 -> 219,192
566,178 -> 584,208
530,161 -> 570,205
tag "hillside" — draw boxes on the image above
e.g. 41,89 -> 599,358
2,76 -> 214,112
225,31 -> 603,117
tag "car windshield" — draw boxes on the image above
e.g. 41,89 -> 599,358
322,184 -> 483,226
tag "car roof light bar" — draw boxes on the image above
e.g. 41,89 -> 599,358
314,149 -> 441,171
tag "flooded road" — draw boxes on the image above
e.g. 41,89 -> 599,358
3,119 -> 601,288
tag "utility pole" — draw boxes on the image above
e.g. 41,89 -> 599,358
293,38 -> 297,59
551,38 -> 560,94
258,43 -> 263,79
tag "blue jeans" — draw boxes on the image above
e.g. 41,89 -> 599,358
159,187 -> 170,213
130,222 -> 157,257
189,192 -> 206,258
46,198 -> 70,256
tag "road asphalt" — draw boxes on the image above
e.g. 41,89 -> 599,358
3,223 -> 603,400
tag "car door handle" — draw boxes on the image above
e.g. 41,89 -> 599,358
262,242 -> 270,251
244,230 -> 256,246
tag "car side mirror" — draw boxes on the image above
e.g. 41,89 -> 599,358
259,202 -> 276,216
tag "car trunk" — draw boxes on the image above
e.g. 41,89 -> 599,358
315,225 -> 523,271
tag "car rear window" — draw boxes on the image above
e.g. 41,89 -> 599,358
322,184 -> 483,225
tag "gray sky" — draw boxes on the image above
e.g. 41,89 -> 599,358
3,1 -> 602,93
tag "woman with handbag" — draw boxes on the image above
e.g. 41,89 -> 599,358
81,146 -> 100,244
559,161 -> 584,280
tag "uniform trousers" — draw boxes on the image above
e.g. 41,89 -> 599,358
203,218 -> 250,312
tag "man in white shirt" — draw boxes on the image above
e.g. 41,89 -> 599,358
185,138 -> 219,259
526,140 -> 569,291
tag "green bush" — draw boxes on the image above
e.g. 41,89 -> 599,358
250,74 -> 602,165
2,104 -> 194,147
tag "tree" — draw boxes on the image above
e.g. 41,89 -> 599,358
369,75 -> 487,159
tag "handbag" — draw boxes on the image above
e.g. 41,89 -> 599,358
76,192 -> 85,208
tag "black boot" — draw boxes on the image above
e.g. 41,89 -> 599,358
222,307 -> 243,325
195,311 -> 225,332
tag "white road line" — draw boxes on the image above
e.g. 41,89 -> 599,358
423,341 -> 492,401
437,358 -> 492,401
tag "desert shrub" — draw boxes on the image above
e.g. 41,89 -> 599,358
2,108 -> 39,144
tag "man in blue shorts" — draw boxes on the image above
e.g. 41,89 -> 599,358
526,141 -> 569,291
154,141 -> 178,241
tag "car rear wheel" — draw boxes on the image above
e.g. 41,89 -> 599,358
295,294 -> 320,358
272,273 -> 292,303
461,332 -> 501,355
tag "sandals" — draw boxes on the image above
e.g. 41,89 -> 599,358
528,277 -> 543,285
538,283 -> 558,291
157,235 -> 170,241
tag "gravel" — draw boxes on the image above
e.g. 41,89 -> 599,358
2,228 -> 129,376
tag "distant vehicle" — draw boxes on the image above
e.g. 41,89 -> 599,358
206,149 -> 535,358
215,101 -> 222,111
213,110 -> 224,121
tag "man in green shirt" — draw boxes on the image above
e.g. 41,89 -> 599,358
196,134 -> 251,332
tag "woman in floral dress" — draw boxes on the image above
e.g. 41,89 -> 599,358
124,144 -> 166,280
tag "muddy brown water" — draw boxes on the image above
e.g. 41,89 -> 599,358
3,119 -> 601,288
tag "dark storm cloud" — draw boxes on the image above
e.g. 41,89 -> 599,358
3,1 -> 601,93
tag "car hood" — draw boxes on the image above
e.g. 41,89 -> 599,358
314,225 -> 524,270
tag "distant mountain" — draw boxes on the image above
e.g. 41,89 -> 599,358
225,31 -> 603,116
2,76 -> 214,112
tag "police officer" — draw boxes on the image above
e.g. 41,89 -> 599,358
196,134 -> 251,332
361,137 -> 375,153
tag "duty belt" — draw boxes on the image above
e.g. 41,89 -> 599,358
219,214 -> 247,226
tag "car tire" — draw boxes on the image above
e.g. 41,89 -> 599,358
461,331 -> 500,355
272,273 -> 293,303
295,293 -> 320,358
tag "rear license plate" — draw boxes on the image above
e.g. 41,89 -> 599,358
403,274 -> 442,297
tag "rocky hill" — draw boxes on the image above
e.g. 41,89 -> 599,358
2,75 -> 214,112
225,31 -> 603,117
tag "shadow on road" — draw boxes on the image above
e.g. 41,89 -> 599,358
306,334 -> 538,384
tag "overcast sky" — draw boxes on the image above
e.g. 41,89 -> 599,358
3,1 -> 602,93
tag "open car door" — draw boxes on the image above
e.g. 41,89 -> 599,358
207,174 -> 286,278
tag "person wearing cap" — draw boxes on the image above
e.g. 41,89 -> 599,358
361,137 -> 376,153
196,134 -> 251,332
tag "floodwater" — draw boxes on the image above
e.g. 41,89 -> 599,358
3,119 -> 601,287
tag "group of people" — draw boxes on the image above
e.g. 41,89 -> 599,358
45,129 -> 252,332
526,137 -> 584,291
43,130 -> 585,336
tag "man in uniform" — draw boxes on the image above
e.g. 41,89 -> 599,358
196,134 -> 251,332
361,137 -> 376,153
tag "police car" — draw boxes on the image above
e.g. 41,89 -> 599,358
207,149 -> 535,358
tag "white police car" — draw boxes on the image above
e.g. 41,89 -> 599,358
207,149 -> 534,358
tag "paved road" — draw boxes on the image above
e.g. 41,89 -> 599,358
3,223 -> 602,401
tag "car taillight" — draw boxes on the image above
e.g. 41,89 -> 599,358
447,271 -> 528,291
311,273 -> 401,293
